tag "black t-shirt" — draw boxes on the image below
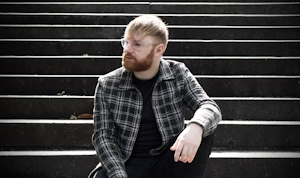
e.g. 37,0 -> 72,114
131,72 -> 162,157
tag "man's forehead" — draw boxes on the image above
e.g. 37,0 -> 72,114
125,34 -> 152,42
125,33 -> 142,40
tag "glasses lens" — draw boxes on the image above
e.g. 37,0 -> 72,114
121,39 -> 125,48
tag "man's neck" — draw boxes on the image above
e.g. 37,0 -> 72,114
133,58 -> 160,80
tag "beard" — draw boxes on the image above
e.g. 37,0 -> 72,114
122,47 -> 155,72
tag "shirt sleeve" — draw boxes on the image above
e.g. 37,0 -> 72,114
181,63 -> 222,137
92,80 -> 128,178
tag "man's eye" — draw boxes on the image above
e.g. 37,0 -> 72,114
134,43 -> 142,47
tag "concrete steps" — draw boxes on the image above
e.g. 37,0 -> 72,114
0,119 -> 299,151
2,25 -> 300,40
1,40 -> 300,56
0,75 -> 300,97
1,15 -> 300,25
0,1 -> 299,177
0,151 -> 299,178
1,56 -> 300,75
1,96 -> 299,120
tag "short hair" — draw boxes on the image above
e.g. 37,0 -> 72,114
124,15 -> 169,50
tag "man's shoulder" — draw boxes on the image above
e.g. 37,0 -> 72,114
103,67 -> 125,77
98,67 -> 127,83
162,58 -> 187,69
161,58 -> 188,74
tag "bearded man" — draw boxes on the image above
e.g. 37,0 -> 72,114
88,15 -> 222,178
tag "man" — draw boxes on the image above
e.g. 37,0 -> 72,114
89,15 -> 222,178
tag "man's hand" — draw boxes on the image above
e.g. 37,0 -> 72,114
170,123 -> 203,163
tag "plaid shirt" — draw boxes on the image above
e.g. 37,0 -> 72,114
92,59 -> 222,178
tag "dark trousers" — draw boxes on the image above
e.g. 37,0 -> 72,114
92,134 -> 214,178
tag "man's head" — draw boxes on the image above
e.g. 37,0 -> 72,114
124,15 -> 169,49
121,15 -> 168,72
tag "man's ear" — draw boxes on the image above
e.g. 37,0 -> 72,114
155,44 -> 165,56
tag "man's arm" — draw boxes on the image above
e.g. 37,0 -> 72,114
92,81 -> 128,178
182,62 -> 222,136
170,63 -> 222,163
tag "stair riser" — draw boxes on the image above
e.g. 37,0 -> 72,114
0,156 -> 299,178
1,27 -> 300,40
1,16 -> 300,25
1,77 -> 299,97
0,99 -> 299,121
0,124 -> 299,151
2,58 -> 300,75
1,41 -> 299,56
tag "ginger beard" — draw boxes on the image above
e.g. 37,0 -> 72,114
122,47 -> 155,72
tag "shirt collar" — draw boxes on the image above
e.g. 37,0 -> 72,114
158,58 -> 176,82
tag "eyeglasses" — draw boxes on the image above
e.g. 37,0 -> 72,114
121,38 -> 157,52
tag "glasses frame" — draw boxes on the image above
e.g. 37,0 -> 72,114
121,38 -> 158,52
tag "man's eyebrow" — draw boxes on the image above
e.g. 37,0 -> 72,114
132,38 -> 141,42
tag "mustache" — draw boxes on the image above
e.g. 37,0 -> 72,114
123,52 -> 134,58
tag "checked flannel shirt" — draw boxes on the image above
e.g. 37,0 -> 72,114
92,58 -> 222,178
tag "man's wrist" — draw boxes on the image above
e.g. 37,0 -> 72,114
188,122 -> 204,135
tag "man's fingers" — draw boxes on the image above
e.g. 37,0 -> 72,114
173,142 -> 183,162
179,146 -> 189,163
185,147 -> 194,163
181,145 -> 197,163
187,147 -> 197,163
172,139 -> 197,163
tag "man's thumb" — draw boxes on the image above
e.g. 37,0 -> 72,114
170,141 -> 177,151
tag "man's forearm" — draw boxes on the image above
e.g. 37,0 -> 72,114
190,103 -> 222,137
